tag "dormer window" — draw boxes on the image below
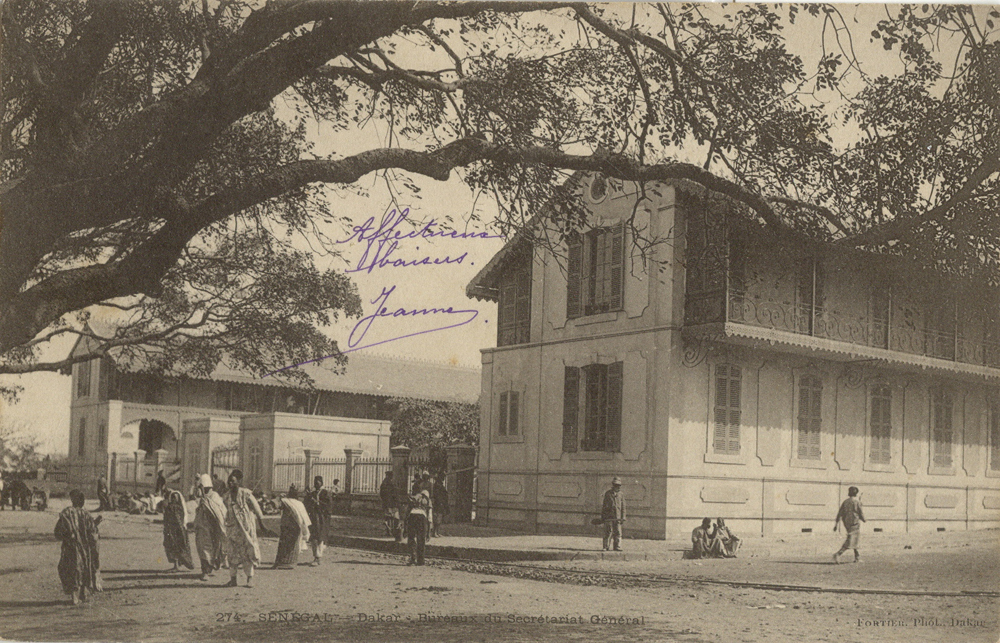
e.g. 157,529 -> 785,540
567,223 -> 625,319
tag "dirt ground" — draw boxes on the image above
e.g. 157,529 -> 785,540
0,501 -> 997,643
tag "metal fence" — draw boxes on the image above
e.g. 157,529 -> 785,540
272,458 -> 305,492
312,458 -> 347,489
211,445 -> 240,482
352,458 -> 391,494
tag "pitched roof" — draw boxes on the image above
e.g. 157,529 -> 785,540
208,352 -> 481,403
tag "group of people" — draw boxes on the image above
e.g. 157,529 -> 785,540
0,473 -> 47,511
379,469 -> 450,566
690,517 -> 742,558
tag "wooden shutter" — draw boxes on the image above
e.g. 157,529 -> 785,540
498,279 -> 516,346
727,366 -> 741,454
991,402 -> 1000,471
566,234 -> 583,319
606,362 -> 623,452
562,367 -> 580,453
713,366 -> 729,453
797,375 -> 822,459
609,223 -> 625,311
508,392 -> 519,436
498,392 -> 508,436
514,262 -> 532,343
713,365 -> 741,455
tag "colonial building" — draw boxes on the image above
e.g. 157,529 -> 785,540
66,344 -> 479,491
467,174 -> 1000,538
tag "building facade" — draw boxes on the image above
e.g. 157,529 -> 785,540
467,174 -> 1000,538
66,346 -> 479,491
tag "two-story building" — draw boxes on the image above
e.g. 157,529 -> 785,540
467,174 -> 1000,538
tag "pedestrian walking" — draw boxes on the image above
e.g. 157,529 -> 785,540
601,476 -> 626,551
273,487 -> 310,570
304,476 -> 331,566
833,486 -> 866,563
162,489 -> 194,572
194,474 -> 226,581
223,469 -> 265,587
406,486 -> 431,565
55,489 -> 102,605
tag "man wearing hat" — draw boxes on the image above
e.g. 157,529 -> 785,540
601,476 -> 627,551
833,485 -> 866,563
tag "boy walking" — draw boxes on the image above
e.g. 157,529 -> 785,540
833,486 -> 866,563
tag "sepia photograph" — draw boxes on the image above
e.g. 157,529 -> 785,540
0,1 -> 998,642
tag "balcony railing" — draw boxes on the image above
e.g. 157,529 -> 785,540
687,289 -> 1000,369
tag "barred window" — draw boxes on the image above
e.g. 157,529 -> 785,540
869,385 -> 892,464
713,364 -> 741,455
931,388 -> 954,467
797,374 -> 822,460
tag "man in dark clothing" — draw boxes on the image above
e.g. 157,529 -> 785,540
304,476 -> 332,566
833,486 -> 866,563
379,471 -> 400,541
97,476 -> 113,512
211,473 -> 227,495
431,475 -> 449,537
154,471 -> 167,496
601,476 -> 627,551
407,487 -> 431,565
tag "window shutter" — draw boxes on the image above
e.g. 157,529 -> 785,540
562,367 -> 580,453
498,392 -> 508,436
566,234 -> 583,319
713,367 -> 729,453
610,223 -> 625,311
991,402 -> 1000,471
498,279 -> 516,346
728,366 -> 741,454
515,264 -> 532,343
607,361 -> 623,452
508,392 -> 519,436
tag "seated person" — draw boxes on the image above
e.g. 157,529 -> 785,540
691,517 -> 713,559
710,518 -> 741,558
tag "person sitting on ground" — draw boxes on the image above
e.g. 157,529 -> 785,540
691,518 -> 713,559
97,476 -> 113,512
708,518 -> 741,558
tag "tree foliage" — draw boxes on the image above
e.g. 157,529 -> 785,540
386,397 -> 480,451
0,420 -> 44,470
0,2 -> 997,380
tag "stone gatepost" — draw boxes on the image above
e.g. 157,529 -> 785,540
133,450 -> 146,492
303,449 -> 320,492
390,445 -> 411,500
344,448 -> 363,515
445,444 -> 477,523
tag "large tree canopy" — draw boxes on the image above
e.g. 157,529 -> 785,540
1,1 -> 997,385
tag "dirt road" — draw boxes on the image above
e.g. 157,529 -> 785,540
1,503 -> 996,643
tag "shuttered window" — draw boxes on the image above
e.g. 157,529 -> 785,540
562,362 -> 623,453
713,364 -> 741,455
566,223 -> 625,319
78,417 -> 87,456
990,400 -> 1000,471
77,361 -> 91,398
931,388 -> 953,467
497,250 -> 532,346
869,385 -> 892,464
497,391 -> 520,437
562,367 -> 580,452
797,374 -> 822,460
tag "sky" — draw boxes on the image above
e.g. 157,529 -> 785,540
1,2 -> 993,456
